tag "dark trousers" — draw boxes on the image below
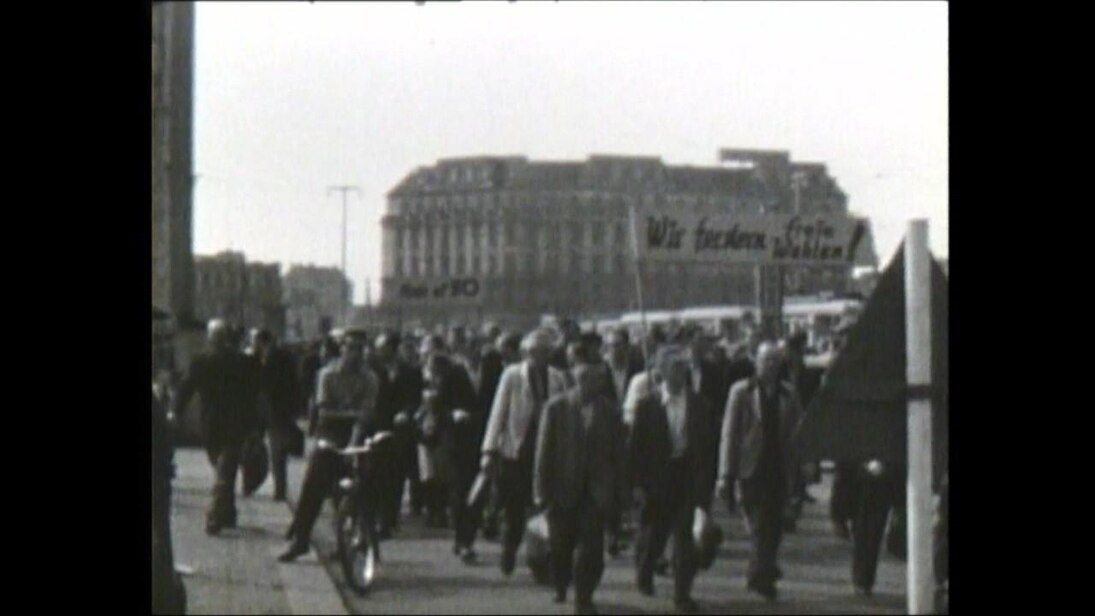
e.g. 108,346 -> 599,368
497,455 -> 534,563
740,475 -> 786,588
408,447 -> 424,513
830,461 -> 857,526
549,499 -> 605,605
376,431 -> 406,532
636,458 -> 699,602
448,457 -> 483,550
852,469 -> 903,590
268,429 -> 290,499
288,422 -> 353,546
205,439 -> 244,525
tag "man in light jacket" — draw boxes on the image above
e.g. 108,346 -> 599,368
717,342 -> 808,601
480,327 -> 569,576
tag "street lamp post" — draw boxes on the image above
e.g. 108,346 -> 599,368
328,185 -> 361,327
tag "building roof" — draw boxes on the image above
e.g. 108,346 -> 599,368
388,155 -> 775,198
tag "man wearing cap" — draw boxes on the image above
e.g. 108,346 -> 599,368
481,327 -> 569,576
279,330 -> 379,562
630,345 -> 716,613
534,356 -> 628,615
173,319 -> 262,535
717,342 -> 807,601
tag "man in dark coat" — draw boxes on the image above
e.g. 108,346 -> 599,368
534,358 -> 628,615
629,345 -> 715,614
371,332 -> 424,537
251,329 -> 303,502
424,353 -> 484,563
682,328 -> 731,491
173,319 -> 262,535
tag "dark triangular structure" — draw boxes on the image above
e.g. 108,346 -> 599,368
796,242 -> 948,488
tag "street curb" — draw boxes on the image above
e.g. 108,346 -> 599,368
284,482 -> 355,614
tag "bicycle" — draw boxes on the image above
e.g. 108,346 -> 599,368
316,431 -> 393,595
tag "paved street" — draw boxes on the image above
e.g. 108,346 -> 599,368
170,447 -> 347,615
170,440 -> 907,615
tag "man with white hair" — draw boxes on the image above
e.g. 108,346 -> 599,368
717,341 -> 807,601
173,318 -> 262,535
480,327 -> 569,576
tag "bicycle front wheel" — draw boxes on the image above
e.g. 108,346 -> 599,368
335,499 -> 378,595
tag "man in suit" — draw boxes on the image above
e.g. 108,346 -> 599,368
371,331 -> 425,537
630,346 -> 715,614
480,327 -> 569,576
173,319 -> 262,535
604,328 -> 643,413
681,328 -> 730,495
535,357 -> 628,615
251,329 -> 303,502
717,342 -> 808,601
601,327 -> 642,555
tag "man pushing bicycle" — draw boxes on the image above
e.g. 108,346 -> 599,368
279,329 -> 380,563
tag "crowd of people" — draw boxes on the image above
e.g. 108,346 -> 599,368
153,312 -> 947,614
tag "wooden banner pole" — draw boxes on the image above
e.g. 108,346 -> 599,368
627,204 -> 652,376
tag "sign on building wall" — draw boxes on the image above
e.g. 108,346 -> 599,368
633,210 -> 876,267
398,277 -> 483,305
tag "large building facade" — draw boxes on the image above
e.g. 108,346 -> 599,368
152,2 -> 195,322
193,251 -> 286,338
283,265 -> 353,342
380,150 -> 861,328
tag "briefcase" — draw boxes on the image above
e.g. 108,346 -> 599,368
241,433 -> 269,496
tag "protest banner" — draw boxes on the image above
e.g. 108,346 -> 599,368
634,210 -> 876,267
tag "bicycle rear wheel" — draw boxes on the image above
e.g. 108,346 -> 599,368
335,499 -> 378,595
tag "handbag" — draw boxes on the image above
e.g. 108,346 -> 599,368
525,512 -> 552,585
241,433 -> 270,496
693,507 -> 724,570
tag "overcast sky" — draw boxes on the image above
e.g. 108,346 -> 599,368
193,1 -> 947,304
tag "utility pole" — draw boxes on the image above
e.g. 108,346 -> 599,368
905,220 -> 934,614
328,185 -> 361,327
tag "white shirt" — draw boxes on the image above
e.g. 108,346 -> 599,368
623,371 -> 658,426
609,364 -> 630,403
660,383 -> 689,458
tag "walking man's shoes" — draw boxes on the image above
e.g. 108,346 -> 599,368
637,577 -> 655,596
500,551 -> 516,576
461,547 -> 478,565
853,585 -> 873,597
277,543 -> 309,563
747,579 -> 778,601
554,589 -> 567,604
575,600 -> 597,615
205,522 -> 222,536
674,597 -> 701,613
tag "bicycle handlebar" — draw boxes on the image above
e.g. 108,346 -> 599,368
316,431 -> 394,456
